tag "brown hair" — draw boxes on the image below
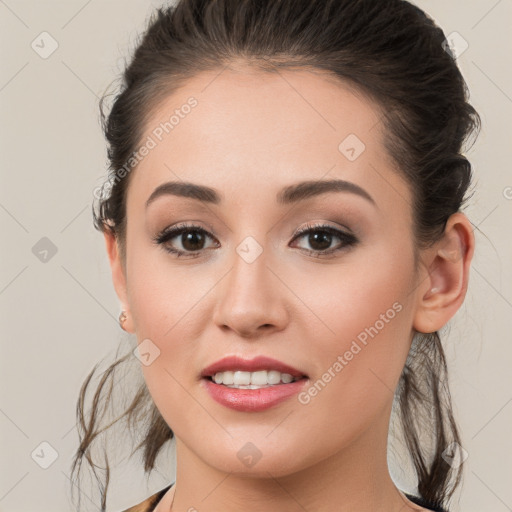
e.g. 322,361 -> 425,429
70,1 -> 480,510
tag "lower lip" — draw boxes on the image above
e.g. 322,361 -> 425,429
201,377 -> 308,412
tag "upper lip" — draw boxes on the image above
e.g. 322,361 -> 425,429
201,355 -> 307,379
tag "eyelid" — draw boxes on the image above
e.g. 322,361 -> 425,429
153,220 -> 215,238
152,222 -> 217,245
291,220 -> 355,238
153,220 -> 359,260
289,221 -> 358,254
153,220 -> 353,243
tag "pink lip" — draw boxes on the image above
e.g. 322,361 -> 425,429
201,377 -> 309,412
200,355 -> 308,413
200,355 -> 307,379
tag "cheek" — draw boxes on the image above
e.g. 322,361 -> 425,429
293,246 -> 416,432
296,240 -> 414,344
124,243 -> 204,405
125,239 -> 199,338
298,308 -> 413,453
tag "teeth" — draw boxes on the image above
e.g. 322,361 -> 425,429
211,370 -> 300,388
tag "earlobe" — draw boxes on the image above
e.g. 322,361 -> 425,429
103,230 -> 135,333
412,213 -> 475,334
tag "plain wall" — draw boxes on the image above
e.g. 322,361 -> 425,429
0,1 -> 511,511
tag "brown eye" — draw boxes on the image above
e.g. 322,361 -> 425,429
180,230 -> 207,251
290,223 -> 358,258
303,231 -> 333,251
153,222 -> 358,259
153,224 -> 219,258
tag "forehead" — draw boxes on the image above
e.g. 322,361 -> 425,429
127,66 -> 408,214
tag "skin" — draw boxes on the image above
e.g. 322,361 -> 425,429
104,65 -> 474,512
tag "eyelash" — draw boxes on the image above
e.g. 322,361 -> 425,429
152,222 -> 359,259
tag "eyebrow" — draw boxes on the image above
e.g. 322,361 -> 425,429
145,178 -> 376,209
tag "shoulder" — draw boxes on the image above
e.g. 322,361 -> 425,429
121,484 -> 172,512
122,496 -> 155,512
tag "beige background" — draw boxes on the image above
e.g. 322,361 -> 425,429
0,0 -> 511,511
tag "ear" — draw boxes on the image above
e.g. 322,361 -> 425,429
413,212 -> 475,334
104,230 -> 135,333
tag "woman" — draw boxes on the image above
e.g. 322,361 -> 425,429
71,0 -> 480,511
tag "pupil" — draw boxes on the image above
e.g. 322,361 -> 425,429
182,231 -> 204,251
179,230 -> 333,252
309,232 -> 331,250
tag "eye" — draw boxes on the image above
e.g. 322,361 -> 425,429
289,222 -> 358,258
152,223 -> 219,258
152,221 -> 359,259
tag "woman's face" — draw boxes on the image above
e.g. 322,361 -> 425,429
114,67 -> 424,476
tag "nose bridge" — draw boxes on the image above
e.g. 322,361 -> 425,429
212,230 -> 288,336
233,233 -> 271,294
228,232 -> 275,309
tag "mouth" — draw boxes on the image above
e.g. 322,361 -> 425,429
200,355 -> 308,390
200,355 -> 309,412
204,370 -> 305,389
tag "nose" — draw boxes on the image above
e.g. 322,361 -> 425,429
212,242 -> 290,338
